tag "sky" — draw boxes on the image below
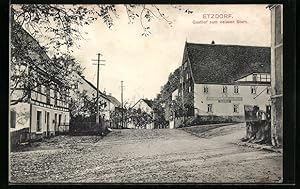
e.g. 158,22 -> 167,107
70,4 -> 271,104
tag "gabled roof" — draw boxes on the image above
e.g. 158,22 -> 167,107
106,95 -> 121,107
132,99 -> 154,109
11,17 -> 64,85
79,75 -> 109,100
185,42 -> 271,84
142,99 -> 154,108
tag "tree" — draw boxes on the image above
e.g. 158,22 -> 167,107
152,95 -> 168,128
127,108 -> 153,129
69,90 -> 108,119
11,4 -> 193,53
170,92 -> 194,119
10,4 -> 194,109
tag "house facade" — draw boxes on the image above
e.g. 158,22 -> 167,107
268,4 -> 283,147
10,16 -> 70,145
127,99 -> 154,129
69,73 -> 121,125
168,42 -> 271,127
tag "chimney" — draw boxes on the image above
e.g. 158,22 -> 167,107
211,40 -> 215,44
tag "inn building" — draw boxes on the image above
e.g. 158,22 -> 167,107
169,41 -> 271,128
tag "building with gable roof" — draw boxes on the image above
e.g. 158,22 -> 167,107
127,99 -> 154,129
168,41 -> 271,128
10,14 -> 71,145
69,73 -> 121,127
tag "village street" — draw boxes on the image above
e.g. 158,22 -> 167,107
10,123 -> 282,183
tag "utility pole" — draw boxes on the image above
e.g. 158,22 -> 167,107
121,81 -> 124,128
92,53 -> 105,126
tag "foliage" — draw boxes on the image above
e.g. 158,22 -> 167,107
12,4 -> 194,53
69,90 -> 108,118
170,92 -> 194,119
127,108 -> 153,129
152,96 -> 168,128
10,17 -> 84,106
110,103 -> 154,129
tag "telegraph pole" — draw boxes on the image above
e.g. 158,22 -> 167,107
121,81 -> 124,128
92,53 -> 105,126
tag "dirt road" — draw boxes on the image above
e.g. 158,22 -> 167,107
10,123 -> 282,183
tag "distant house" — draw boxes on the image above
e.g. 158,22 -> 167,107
127,99 -> 154,129
69,73 -> 121,125
10,15 -> 70,146
169,41 -> 271,128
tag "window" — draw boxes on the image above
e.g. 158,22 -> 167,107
203,85 -> 208,93
253,74 -> 258,82
11,111 -> 16,128
234,85 -> 239,94
267,74 -> 271,81
251,86 -> 257,94
222,86 -> 227,93
266,87 -> 270,94
233,104 -> 239,113
37,111 -> 42,132
260,74 -> 267,82
207,104 -> 213,113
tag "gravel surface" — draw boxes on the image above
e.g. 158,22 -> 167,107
10,123 -> 282,183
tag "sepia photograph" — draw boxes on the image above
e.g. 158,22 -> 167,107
9,3 -> 285,183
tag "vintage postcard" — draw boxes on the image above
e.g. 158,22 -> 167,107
9,4 -> 284,183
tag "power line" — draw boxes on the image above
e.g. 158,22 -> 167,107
91,53 -> 106,127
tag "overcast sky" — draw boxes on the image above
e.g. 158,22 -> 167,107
71,4 -> 271,104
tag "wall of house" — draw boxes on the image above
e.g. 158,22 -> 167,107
270,4 -> 283,147
194,83 -> 271,121
30,104 -> 70,139
70,73 -> 114,120
10,103 -> 30,132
